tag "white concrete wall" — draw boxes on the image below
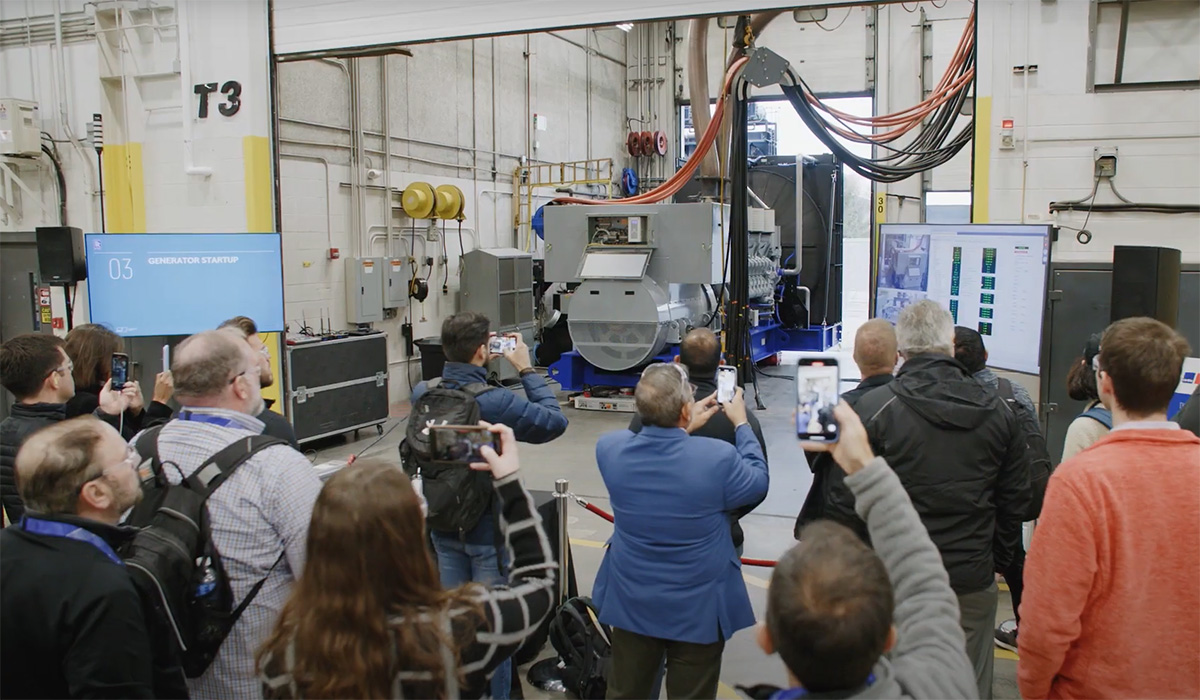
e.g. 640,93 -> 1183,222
978,0 -> 1200,262
276,29 -> 630,400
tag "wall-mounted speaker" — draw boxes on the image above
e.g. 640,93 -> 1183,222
35,226 -> 86,285
1110,245 -> 1181,327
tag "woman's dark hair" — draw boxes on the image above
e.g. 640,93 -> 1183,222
257,461 -> 483,698
1066,355 -> 1099,402
64,324 -> 124,390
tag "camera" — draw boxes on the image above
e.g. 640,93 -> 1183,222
430,425 -> 501,463
488,335 -> 517,355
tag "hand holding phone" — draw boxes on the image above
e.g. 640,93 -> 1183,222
469,422 -> 520,479
111,353 -> 130,389
716,365 -> 737,404
487,334 -> 516,355
796,356 -> 840,443
801,402 -> 874,475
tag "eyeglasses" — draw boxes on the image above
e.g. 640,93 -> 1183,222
257,345 -> 271,360
645,362 -> 695,394
227,369 -> 248,385
46,360 -> 73,379
79,445 -> 141,493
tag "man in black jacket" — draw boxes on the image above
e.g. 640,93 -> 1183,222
838,300 -> 1031,700
0,334 -> 128,523
795,318 -> 897,540
629,328 -> 767,551
1,416 -> 187,699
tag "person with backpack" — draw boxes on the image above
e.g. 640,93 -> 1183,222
258,424 -> 556,699
1,416 -> 187,699
1061,334 -> 1112,461
954,326 -> 1051,654
405,312 -> 567,700
132,330 -> 322,698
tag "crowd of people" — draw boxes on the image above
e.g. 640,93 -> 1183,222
0,302 -> 1197,700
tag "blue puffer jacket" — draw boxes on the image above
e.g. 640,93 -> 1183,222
411,362 -> 568,444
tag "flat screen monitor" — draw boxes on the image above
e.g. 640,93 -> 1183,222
84,233 -> 284,337
875,223 -> 1051,374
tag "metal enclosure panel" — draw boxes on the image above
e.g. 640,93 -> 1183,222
285,334 -> 389,443
0,232 -> 40,421
384,257 -> 411,308
1040,263 -> 1200,463
461,248 -> 535,331
544,203 -> 727,285
345,257 -> 384,323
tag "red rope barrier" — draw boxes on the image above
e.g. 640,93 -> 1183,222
575,499 -> 776,568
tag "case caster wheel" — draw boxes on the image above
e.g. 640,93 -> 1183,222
376,424 -> 384,436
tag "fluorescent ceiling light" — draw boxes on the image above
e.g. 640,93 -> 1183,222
616,23 -> 634,32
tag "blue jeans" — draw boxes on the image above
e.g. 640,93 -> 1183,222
430,511 -> 512,699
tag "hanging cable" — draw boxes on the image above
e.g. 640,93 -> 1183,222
40,143 -> 67,225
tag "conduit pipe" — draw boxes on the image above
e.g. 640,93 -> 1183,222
177,0 -> 212,177
52,1 -> 97,228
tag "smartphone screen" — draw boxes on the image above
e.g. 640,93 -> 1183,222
717,365 -> 737,404
487,335 -> 516,355
111,353 -> 130,388
430,425 -> 500,463
795,357 -> 840,442
162,344 -> 170,372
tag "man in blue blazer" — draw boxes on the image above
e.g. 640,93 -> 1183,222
594,362 -> 769,699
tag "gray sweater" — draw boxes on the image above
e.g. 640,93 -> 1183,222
841,458 -> 978,700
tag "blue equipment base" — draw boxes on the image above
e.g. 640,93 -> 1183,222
749,322 -> 842,363
549,349 -> 679,392
547,323 -> 842,392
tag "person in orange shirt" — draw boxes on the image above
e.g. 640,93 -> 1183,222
1018,317 -> 1200,699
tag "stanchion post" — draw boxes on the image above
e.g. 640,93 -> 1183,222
554,479 -> 569,604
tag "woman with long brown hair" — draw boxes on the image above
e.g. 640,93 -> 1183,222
257,423 -> 556,699
63,324 -> 173,437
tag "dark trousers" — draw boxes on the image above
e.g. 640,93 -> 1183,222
958,582 -> 999,700
1002,544 -> 1025,624
607,627 -> 724,700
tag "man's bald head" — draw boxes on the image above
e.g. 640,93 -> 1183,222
678,328 -> 721,380
172,330 -> 250,400
853,320 -> 898,379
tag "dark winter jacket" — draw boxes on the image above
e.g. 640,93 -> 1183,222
796,372 -> 894,540
65,386 -> 172,441
1176,386 -> 1200,438
629,374 -> 768,549
0,514 -> 188,699
411,362 -> 568,444
0,403 -> 67,523
831,354 -> 1031,595
258,398 -> 300,450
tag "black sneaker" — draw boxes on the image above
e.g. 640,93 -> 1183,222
994,618 -> 1018,652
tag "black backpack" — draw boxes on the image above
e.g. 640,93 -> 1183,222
399,378 -> 496,535
997,379 -> 1053,520
548,597 -> 611,700
124,426 -> 288,678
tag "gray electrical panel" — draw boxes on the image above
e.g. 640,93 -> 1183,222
346,257 -> 384,323
461,248 -> 535,332
384,257 -> 411,309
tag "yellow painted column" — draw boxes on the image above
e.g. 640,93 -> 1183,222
102,143 -> 146,233
972,96 -> 992,224
243,134 -> 284,413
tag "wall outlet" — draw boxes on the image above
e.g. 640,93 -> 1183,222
1093,147 -> 1118,178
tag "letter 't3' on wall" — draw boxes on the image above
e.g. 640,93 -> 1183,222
194,81 -> 242,118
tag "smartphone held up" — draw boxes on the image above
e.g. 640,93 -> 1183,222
430,425 -> 501,464
717,365 -> 737,404
795,357 -> 840,442
111,352 -> 130,389
488,334 -> 517,355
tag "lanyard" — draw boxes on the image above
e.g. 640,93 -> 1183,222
177,411 -> 240,429
21,517 -> 124,566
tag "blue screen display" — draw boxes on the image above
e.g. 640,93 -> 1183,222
84,233 -> 284,337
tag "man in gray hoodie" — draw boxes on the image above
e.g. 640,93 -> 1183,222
746,402 -> 978,700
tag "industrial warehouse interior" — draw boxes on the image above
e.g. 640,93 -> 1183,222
1,1 -> 1198,699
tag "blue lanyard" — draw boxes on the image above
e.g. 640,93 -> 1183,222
21,517 -> 124,566
177,411 -> 239,429
769,675 -> 876,700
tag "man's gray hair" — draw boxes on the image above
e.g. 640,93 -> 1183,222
16,417 -> 106,516
172,330 -> 248,399
896,300 -> 955,357
635,363 -> 692,428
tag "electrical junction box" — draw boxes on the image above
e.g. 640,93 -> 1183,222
345,257 -> 384,323
0,99 -> 42,157
384,257 -> 411,309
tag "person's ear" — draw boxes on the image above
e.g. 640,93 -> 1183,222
756,622 -> 775,655
79,479 -> 113,512
883,625 -> 897,654
673,356 -> 681,364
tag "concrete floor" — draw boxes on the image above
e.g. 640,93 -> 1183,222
311,368 -> 1021,699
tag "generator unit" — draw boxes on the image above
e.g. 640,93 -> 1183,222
542,202 -> 725,380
